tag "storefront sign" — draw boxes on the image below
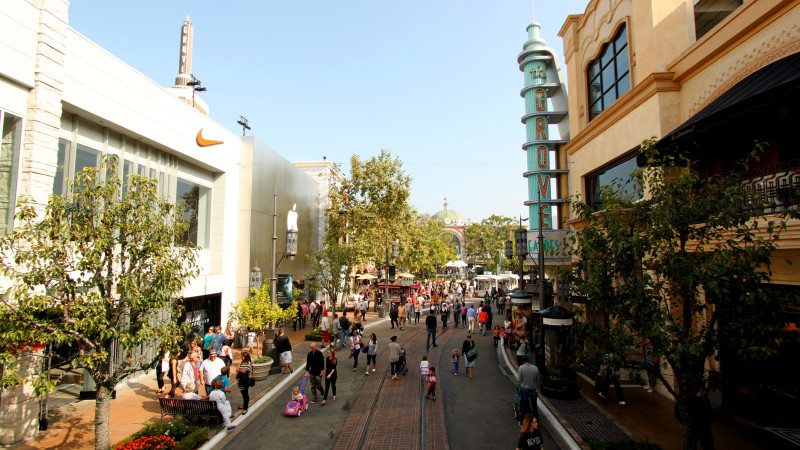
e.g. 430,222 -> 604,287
527,229 -> 572,261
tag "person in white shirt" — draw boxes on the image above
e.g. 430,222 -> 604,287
199,351 -> 226,395
182,382 -> 202,400
208,381 -> 236,430
181,354 -> 199,393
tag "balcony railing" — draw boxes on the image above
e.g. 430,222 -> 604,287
736,159 -> 800,215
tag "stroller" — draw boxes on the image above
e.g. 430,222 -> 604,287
284,376 -> 308,416
397,348 -> 409,376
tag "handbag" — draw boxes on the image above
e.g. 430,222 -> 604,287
465,348 -> 477,362
249,377 -> 255,387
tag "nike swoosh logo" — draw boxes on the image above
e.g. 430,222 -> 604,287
196,129 -> 224,147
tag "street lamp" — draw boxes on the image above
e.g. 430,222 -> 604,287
187,74 -> 206,108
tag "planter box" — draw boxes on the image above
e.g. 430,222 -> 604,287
251,360 -> 273,381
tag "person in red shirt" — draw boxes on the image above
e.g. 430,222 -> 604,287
478,310 -> 489,336
425,367 -> 437,400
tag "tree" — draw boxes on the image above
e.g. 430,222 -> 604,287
564,139 -> 800,449
0,157 -> 199,450
400,215 -> 453,278
305,242 -> 358,316
464,215 -> 516,273
228,283 -> 298,356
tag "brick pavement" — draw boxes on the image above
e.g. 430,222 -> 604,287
331,325 -> 457,450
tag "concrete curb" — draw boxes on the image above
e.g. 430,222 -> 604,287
497,343 -> 582,450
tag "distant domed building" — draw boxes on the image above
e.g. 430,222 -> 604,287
432,198 -> 467,259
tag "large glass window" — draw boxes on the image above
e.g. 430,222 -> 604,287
54,138 -> 68,196
587,24 -> 630,121
176,177 -> 211,248
0,111 -> 22,233
585,153 -> 641,211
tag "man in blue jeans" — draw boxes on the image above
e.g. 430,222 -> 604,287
425,310 -> 438,349
516,355 -> 540,423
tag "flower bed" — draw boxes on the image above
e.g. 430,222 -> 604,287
114,417 -> 209,450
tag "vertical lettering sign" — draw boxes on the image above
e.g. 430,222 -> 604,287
179,24 -> 189,74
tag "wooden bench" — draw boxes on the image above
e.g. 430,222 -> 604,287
158,397 -> 222,424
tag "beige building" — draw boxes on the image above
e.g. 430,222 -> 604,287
557,0 -> 799,429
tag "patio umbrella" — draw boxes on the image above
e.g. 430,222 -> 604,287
357,273 -> 377,280
396,272 -> 415,279
446,260 -> 468,268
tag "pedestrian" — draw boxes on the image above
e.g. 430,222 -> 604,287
360,298 -> 368,322
451,349 -> 460,376
389,303 -> 399,329
365,333 -> 378,375
199,350 -> 226,395
155,350 -> 169,394
339,312 -> 351,351
388,335 -> 402,381
644,340 -> 659,393
208,380 -> 236,431
321,312 -> 331,347
203,326 -> 215,360
425,367 -> 437,400
461,303 -> 468,328
212,326 -> 226,355
293,302 -> 302,331
236,350 -> 252,414
493,325 -> 502,347
304,342 -> 325,404
211,366 -> 232,395
349,329 -> 362,372
406,299 -> 413,324
321,348 -> 337,405
453,302 -> 461,328
398,302 -> 407,330
167,349 -> 183,397
462,334 -> 476,379
309,300 -> 318,328
332,313 -> 342,349
181,354 -> 200,393
220,339 -> 234,369
300,301 -> 309,329
595,353 -> 626,405
467,305 -> 477,333
420,354 -> 429,380
516,336 -> 529,366
516,414 -> 542,450
441,302 -> 449,330
414,302 -> 422,324
275,328 -> 293,374
425,310 -> 438,349
482,302 -> 494,334
517,355 -> 539,420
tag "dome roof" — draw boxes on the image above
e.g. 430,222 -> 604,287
432,199 -> 465,223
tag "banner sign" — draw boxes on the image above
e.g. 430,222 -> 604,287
527,229 -> 572,262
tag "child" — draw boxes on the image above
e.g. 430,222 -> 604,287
426,367 -> 437,400
420,355 -> 430,380
493,326 -> 502,347
451,349 -> 460,376
208,380 -> 236,431
502,327 -> 511,347
291,386 -> 303,402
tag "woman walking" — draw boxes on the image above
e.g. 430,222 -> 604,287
203,326 -> 215,360
388,336 -> 402,380
516,414 -> 543,450
365,333 -> 378,375
349,329 -> 362,371
321,348 -> 337,405
237,350 -> 253,414
462,334 -> 476,379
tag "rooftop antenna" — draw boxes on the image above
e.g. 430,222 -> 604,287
532,0 -> 535,22
237,116 -> 251,136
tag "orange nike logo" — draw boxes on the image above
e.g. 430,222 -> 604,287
196,129 -> 224,147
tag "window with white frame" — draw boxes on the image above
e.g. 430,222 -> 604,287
0,110 -> 22,233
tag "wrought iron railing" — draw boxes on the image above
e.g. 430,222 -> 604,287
737,159 -> 800,215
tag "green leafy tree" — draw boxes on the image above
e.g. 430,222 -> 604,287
305,242 -> 358,316
564,139 -> 800,449
464,215 -> 516,273
0,157 -> 199,450
228,283 -> 297,356
399,215 -> 453,278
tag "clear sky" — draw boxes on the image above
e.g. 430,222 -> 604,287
68,1 -> 589,223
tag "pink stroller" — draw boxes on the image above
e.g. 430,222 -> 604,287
284,376 -> 308,416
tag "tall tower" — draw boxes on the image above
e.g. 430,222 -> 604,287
175,15 -> 193,86
518,3 -> 570,265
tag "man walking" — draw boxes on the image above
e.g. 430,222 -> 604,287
305,342 -> 325,404
339,312 -> 351,351
275,328 -> 293,374
517,355 -> 540,421
426,310 -> 438,349
332,313 -> 342,349
467,305 -> 478,333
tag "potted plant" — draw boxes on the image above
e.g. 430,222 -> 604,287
250,354 -> 274,381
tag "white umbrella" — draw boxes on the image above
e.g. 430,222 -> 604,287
396,272 -> 415,279
451,260 -> 468,268
357,273 -> 377,280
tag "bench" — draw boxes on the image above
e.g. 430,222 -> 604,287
158,397 -> 222,424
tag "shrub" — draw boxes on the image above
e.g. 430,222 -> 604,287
253,355 -> 273,364
176,428 -> 209,450
116,435 -> 177,450
305,327 -> 323,341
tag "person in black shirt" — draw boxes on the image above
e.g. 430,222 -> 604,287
516,413 -> 542,450
304,342 -> 325,404
425,311 -> 438,349
274,328 -> 292,374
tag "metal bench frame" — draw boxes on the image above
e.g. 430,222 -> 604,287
158,397 -> 222,424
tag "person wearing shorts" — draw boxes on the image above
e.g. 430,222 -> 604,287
275,328 -> 293,374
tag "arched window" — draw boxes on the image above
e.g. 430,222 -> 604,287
587,24 -> 630,120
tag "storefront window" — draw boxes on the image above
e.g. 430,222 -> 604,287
0,111 -> 22,233
587,24 -> 630,120
176,177 -> 211,248
585,153 -> 641,211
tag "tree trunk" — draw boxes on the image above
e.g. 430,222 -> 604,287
94,383 -> 113,450
675,396 -> 716,450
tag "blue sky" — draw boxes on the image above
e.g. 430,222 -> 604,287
68,1 -> 588,223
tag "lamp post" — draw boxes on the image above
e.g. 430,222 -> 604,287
381,230 -> 398,318
187,74 -> 205,108
514,217 -> 529,289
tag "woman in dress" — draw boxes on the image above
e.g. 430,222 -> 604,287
202,326 -> 215,360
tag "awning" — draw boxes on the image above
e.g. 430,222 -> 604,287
657,51 -> 800,154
